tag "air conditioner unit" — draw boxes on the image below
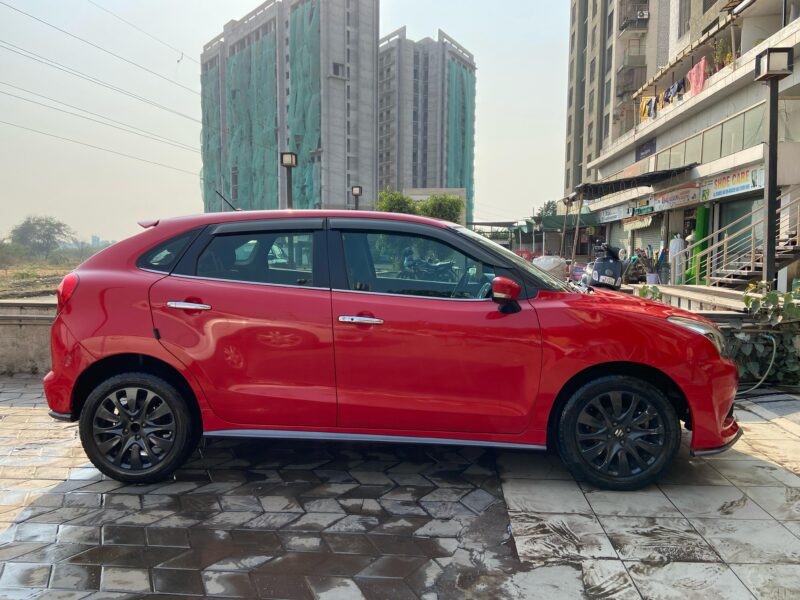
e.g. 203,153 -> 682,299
637,10 -> 650,19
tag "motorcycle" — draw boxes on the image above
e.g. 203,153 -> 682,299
399,249 -> 459,282
589,242 -> 631,290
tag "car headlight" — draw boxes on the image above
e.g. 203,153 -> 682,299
667,316 -> 726,356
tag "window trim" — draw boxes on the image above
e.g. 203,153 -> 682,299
135,226 -> 205,275
174,225 -> 328,289
327,225 -> 525,302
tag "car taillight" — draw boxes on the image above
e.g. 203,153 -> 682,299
56,272 -> 79,313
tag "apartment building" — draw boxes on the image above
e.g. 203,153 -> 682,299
580,0 -> 800,288
200,0 -> 379,212
377,28 -> 476,224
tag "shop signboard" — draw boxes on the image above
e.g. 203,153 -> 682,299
701,166 -> 765,201
653,185 -> 701,212
598,205 -> 631,223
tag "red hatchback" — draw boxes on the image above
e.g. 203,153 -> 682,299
45,211 -> 741,490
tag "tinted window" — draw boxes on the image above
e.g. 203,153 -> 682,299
340,231 -> 495,299
136,229 -> 199,273
197,231 -> 315,287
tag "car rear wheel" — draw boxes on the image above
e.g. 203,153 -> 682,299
557,376 -> 680,491
79,373 -> 194,483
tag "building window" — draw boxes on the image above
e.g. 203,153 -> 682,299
566,141 -> 571,161
589,58 -> 596,82
603,113 -> 610,139
588,90 -> 595,112
703,0 -> 716,13
607,10 -> 614,37
230,166 -> 239,200
679,0 -> 691,37
332,62 -> 345,77
605,46 -> 612,74
568,87 -> 573,107
604,80 -> 611,106
591,26 -> 597,49
587,123 -> 594,145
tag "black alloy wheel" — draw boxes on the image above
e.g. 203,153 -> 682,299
80,373 -> 194,483
557,376 -> 680,490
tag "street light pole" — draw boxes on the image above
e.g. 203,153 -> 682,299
754,47 -> 793,284
280,151 -> 298,209
765,77 -> 779,283
351,185 -> 363,210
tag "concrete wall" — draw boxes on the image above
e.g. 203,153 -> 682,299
0,302 -> 55,375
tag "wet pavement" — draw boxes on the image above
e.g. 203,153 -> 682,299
0,374 -> 798,598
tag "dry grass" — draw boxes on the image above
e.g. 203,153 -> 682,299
0,265 -> 74,298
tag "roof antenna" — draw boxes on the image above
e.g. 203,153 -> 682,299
215,190 -> 241,211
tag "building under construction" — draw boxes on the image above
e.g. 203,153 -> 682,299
200,0 -> 379,211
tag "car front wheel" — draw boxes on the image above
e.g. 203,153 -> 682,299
79,373 -> 194,483
557,376 -> 681,491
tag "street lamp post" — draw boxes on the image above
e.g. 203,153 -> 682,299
350,185 -> 363,210
755,47 -> 793,284
280,151 -> 298,209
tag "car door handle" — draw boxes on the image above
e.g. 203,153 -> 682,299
338,315 -> 384,325
166,301 -> 212,311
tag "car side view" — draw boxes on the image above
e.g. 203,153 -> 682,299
44,210 -> 741,491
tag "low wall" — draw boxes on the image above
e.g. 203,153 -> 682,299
0,301 -> 56,375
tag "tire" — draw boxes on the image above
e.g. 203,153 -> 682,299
557,376 -> 680,491
79,372 -> 195,483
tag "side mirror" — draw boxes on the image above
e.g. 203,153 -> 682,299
491,276 -> 521,313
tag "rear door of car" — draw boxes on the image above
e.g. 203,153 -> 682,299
149,218 -> 337,428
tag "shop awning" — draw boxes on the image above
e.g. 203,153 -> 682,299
538,213 -> 599,232
573,164 -> 697,201
623,215 -> 654,232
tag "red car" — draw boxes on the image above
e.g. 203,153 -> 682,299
45,211 -> 740,490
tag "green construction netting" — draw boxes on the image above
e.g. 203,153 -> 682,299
201,64 -> 221,212
446,57 -> 476,225
288,0 -> 321,209
201,30 -> 279,211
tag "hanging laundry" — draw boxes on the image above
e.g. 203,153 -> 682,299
657,92 -> 666,110
648,96 -> 657,119
640,96 -> 653,120
687,57 -> 708,96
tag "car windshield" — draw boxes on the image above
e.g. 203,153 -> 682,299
452,226 -> 572,292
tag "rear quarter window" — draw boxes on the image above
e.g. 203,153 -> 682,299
136,229 -> 200,273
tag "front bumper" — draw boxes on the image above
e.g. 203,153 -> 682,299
690,424 -> 743,457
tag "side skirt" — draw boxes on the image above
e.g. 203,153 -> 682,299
203,429 -> 547,451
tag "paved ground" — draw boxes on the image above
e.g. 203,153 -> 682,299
0,375 -> 798,599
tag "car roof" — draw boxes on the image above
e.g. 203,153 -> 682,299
148,210 -> 453,231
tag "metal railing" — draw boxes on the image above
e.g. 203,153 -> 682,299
670,188 -> 800,287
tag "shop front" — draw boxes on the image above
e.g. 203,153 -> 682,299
702,165 -> 765,248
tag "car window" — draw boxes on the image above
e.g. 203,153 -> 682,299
340,231 -> 495,299
196,231 -> 315,287
136,229 -> 199,273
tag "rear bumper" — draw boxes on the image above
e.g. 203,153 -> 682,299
48,409 -> 73,422
43,316 -> 91,418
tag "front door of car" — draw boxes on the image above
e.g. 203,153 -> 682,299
150,219 -> 337,427
329,221 -> 542,435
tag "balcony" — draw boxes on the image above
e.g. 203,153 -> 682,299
619,51 -> 646,70
619,3 -> 650,33
616,67 -> 647,97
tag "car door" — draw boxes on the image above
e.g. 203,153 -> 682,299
329,219 -> 542,435
149,218 -> 337,427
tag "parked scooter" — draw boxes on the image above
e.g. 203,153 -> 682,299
589,241 -> 630,290
399,248 -> 459,282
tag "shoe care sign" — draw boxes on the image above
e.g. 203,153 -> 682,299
701,166 -> 765,200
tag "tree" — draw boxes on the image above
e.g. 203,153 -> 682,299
536,200 -> 558,218
418,194 -> 464,223
375,188 -> 418,215
10,216 -> 75,259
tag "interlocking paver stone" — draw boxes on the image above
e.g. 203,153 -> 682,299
1,377 -> 800,598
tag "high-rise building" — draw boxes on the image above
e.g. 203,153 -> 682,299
564,1 -> 668,195
200,0 -> 378,212
377,27 -> 476,223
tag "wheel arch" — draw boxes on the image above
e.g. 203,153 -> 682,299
70,353 -> 202,434
546,361 -> 690,452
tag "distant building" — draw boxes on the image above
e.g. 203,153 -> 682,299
378,27 -> 476,224
200,0 -> 379,212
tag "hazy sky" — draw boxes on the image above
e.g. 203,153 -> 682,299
0,0 -> 568,241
